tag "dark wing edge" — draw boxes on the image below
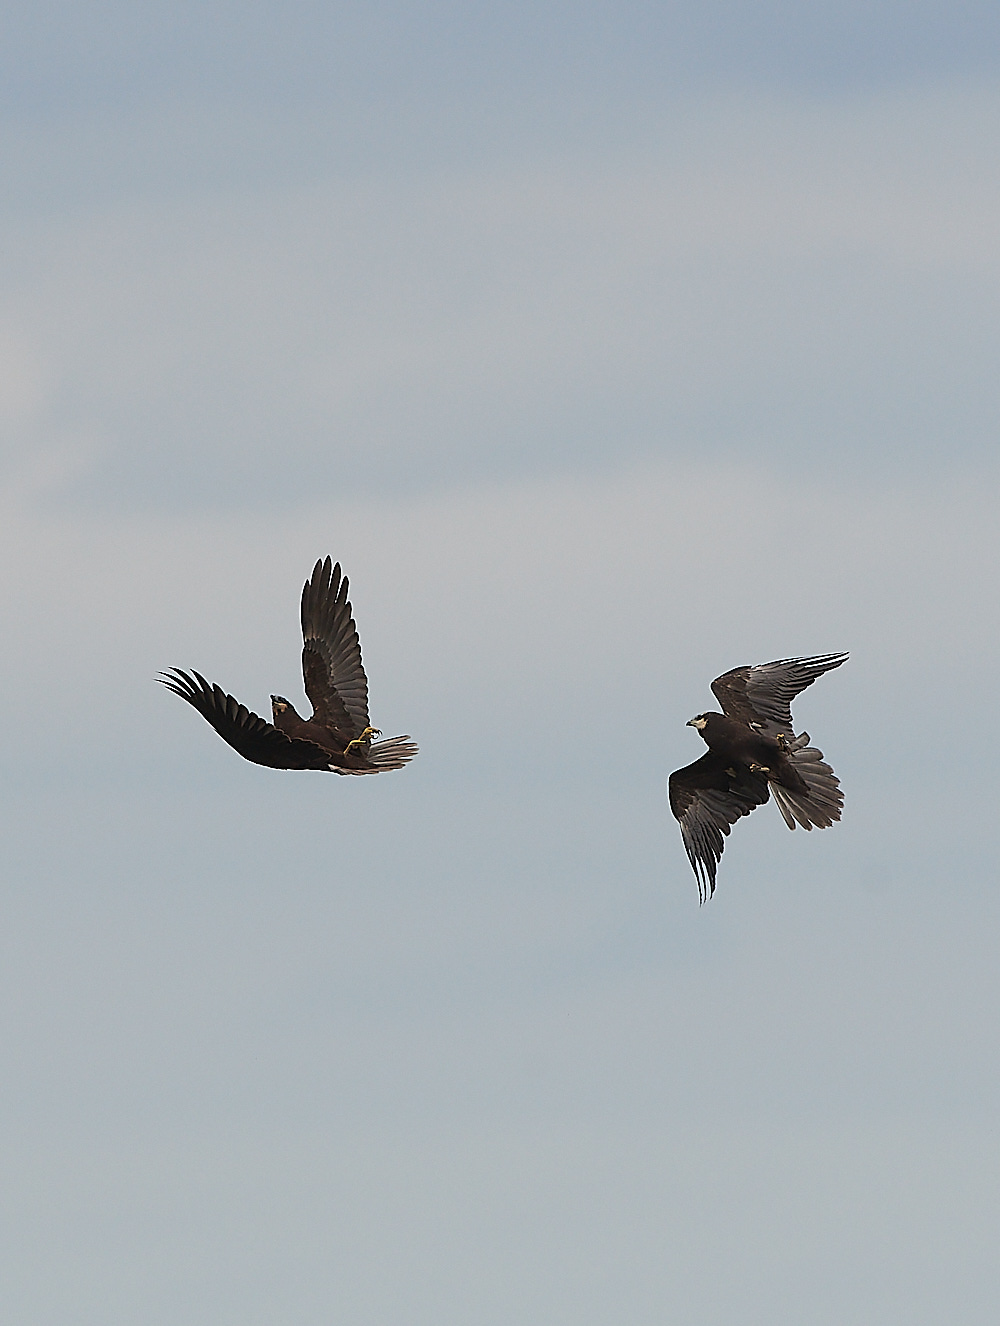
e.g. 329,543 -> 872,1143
711,653 -> 848,735
159,669 -> 336,771
668,755 -> 770,902
300,557 -> 370,736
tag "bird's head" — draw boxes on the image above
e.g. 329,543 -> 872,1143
687,714 -> 710,731
270,695 -> 293,722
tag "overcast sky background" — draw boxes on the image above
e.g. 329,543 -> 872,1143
1,3 -> 999,1323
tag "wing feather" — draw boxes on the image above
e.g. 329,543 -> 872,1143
159,669 -> 336,770
711,653 -> 848,736
300,557 -> 371,737
668,753 -> 770,901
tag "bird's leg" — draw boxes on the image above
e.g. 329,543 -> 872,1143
775,733 -> 791,753
344,726 -> 381,757
749,761 -> 771,774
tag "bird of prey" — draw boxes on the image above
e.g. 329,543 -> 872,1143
160,557 -> 417,775
668,654 -> 846,900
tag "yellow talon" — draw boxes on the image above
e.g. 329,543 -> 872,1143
344,726 -> 381,757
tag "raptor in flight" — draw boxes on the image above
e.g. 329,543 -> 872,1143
161,557 -> 417,775
668,654 -> 846,900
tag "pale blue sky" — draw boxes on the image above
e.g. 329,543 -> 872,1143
1,5 -> 999,1323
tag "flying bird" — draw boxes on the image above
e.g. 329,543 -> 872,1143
160,557 -> 417,775
668,654 -> 846,900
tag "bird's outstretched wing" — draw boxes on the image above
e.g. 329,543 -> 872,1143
300,557 -> 371,737
159,669 -> 336,770
668,754 -> 770,901
711,653 -> 848,737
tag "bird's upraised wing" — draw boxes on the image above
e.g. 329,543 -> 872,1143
159,669 -> 336,770
300,557 -> 371,738
710,653 -> 848,737
668,754 -> 770,901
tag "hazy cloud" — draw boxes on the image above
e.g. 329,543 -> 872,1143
2,83 -> 999,513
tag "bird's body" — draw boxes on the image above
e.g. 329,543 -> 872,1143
266,699 -> 353,769
691,712 -> 810,796
160,557 -> 417,775
669,654 -> 846,900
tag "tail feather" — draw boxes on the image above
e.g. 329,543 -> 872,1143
770,740 -> 843,831
334,734 -> 418,775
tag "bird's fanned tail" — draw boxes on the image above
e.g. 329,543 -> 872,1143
333,734 -> 419,775
769,738 -> 843,831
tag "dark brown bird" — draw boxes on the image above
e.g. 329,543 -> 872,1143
160,557 -> 417,775
669,654 -> 846,900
